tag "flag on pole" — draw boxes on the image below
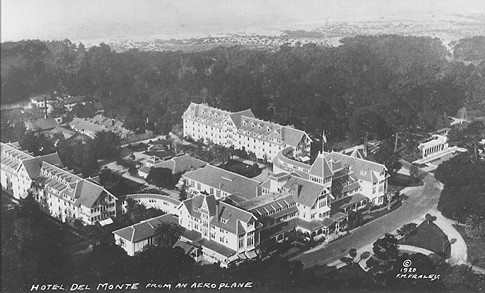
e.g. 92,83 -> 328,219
322,129 -> 327,144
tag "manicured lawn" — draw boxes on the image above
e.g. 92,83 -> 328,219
454,224 -> 485,267
223,159 -> 262,178
399,221 -> 451,258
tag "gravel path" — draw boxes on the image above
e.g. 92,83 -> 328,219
432,210 -> 468,265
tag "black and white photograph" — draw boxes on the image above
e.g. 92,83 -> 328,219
1,0 -> 485,292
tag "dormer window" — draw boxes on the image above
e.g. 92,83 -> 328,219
251,122 -> 255,128
258,124 -> 262,130
221,218 -> 228,224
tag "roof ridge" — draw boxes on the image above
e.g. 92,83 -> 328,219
219,201 -> 254,219
205,165 -> 262,184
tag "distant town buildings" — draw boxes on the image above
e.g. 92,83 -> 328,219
30,94 -> 55,109
1,142 -> 119,225
30,94 -> 86,111
182,103 -> 312,161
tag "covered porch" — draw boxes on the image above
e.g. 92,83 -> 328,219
331,193 -> 368,214
294,218 -> 331,241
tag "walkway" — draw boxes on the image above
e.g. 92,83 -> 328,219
399,244 -> 435,255
432,210 -> 468,265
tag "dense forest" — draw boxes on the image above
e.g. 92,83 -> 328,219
1,35 -> 485,144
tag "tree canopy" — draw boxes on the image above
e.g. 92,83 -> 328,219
3,36 -> 485,145
435,153 -> 485,222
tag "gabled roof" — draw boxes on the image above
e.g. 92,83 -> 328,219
282,126 -> 311,147
21,159 -> 42,179
22,153 -> 64,179
183,165 -> 261,200
309,155 -> 334,179
152,154 -> 206,174
211,201 -> 255,235
182,102 -> 232,125
227,109 -> 255,128
50,126 -> 77,140
323,151 -> 386,183
182,103 -> 311,148
1,142 -> 114,210
25,118 -> 59,132
112,214 -> 179,243
74,179 -> 108,208
181,194 -> 217,218
349,148 -> 364,159
282,176 -> 326,207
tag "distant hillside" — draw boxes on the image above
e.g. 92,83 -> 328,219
453,36 -> 485,62
0,40 -> 54,104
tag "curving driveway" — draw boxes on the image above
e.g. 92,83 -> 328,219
291,160 -> 444,269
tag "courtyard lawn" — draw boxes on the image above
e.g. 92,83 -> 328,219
223,159 -> 262,178
454,224 -> 485,268
399,221 -> 451,258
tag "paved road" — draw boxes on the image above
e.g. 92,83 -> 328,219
291,161 -> 443,269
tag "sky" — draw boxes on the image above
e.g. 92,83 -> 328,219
2,0 -> 484,42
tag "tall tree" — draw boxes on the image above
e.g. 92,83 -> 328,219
179,181 -> 188,201
93,130 -> 121,160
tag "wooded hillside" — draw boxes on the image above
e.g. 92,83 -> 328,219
2,36 -> 484,143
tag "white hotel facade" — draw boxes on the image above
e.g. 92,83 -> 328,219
182,103 -> 312,161
1,142 -> 118,225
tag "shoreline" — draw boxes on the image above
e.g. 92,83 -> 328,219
2,12 -> 483,50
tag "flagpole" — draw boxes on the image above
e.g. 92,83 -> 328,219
322,129 -> 327,153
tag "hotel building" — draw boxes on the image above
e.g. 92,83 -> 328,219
177,193 -> 259,266
1,142 -> 118,225
182,103 -> 312,161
